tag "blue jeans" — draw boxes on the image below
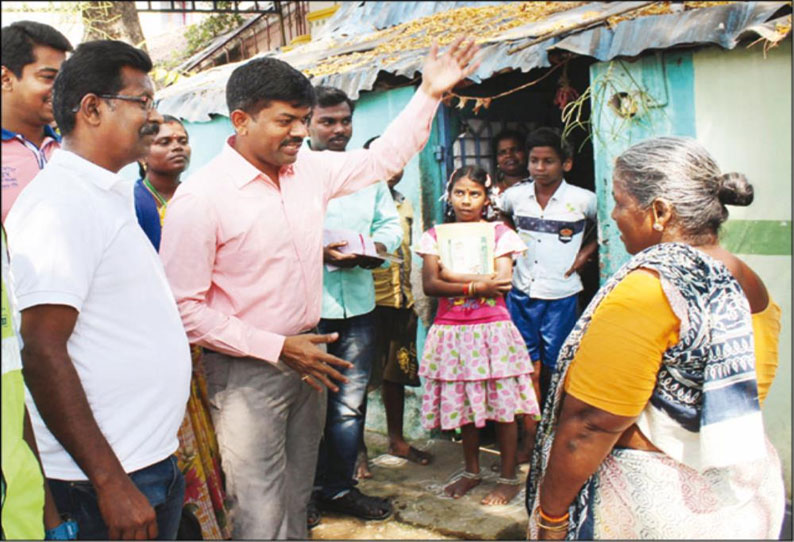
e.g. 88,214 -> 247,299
315,311 -> 376,499
48,455 -> 185,540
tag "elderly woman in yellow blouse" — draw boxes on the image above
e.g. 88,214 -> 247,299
526,136 -> 785,540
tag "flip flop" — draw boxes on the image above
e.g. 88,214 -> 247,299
389,446 -> 433,465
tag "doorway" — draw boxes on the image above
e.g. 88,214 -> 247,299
442,55 -> 599,307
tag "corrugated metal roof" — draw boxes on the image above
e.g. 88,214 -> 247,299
313,1 -> 507,39
549,1 -> 787,59
156,1 -> 791,122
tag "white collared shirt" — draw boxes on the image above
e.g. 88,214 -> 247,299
5,149 -> 191,480
501,179 -> 597,299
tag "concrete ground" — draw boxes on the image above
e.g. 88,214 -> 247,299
310,431 -> 793,540
310,431 -> 528,540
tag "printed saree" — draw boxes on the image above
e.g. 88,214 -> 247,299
176,346 -> 233,540
526,243 -> 784,539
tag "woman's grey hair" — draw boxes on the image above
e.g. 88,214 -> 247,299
614,136 -> 753,236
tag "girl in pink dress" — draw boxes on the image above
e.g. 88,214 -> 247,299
416,165 -> 540,506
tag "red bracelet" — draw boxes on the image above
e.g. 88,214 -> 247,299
462,282 -> 469,296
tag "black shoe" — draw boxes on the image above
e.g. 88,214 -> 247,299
307,496 -> 321,529
318,488 -> 393,520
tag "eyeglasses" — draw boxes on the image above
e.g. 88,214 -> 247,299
99,94 -> 156,111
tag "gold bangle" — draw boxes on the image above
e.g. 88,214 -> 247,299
537,521 -> 568,532
470,281 -> 477,296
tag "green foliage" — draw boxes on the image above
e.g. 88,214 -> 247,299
184,1 -> 244,58
153,1 -> 246,87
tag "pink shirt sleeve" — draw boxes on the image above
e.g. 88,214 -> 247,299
306,88 -> 440,204
160,190 -> 285,363
494,223 -> 527,258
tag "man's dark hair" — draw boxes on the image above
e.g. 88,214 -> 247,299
491,128 -> 526,157
525,127 -> 573,162
226,57 -> 315,116
314,86 -> 355,114
52,40 -> 152,136
1,21 -> 73,78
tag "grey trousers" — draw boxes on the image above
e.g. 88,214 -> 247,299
203,351 -> 325,540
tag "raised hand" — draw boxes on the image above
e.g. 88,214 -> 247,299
420,36 -> 481,99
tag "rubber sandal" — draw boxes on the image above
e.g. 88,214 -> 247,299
390,445 -> 433,465
318,488 -> 393,520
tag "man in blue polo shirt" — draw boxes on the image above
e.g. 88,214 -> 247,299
500,127 -> 597,461
1,21 -> 72,221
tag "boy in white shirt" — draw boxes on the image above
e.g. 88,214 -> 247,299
500,127 -> 597,461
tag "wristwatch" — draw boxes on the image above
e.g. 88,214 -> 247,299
45,516 -> 78,540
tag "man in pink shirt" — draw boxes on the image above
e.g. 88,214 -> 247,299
1,21 -> 72,221
160,37 -> 479,540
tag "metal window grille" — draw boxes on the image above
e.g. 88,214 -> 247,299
451,118 -> 539,177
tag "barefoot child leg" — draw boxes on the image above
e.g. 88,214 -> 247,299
444,424 -> 482,498
482,421 -> 521,505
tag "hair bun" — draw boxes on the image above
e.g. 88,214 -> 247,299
717,172 -> 754,206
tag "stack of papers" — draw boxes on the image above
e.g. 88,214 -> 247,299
323,229 -> 402,271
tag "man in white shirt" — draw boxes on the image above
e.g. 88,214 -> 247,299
500,127 -> 597,461
5,40 -> 191,540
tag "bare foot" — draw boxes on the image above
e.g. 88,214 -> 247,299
481,481 -> 521,505
354,450 -> 372,480
444,475 -> 481,498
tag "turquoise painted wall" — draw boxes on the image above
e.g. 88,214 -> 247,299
590,51 -> 696,279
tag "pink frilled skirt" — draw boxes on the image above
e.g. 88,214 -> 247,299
419,320 -> 540,430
